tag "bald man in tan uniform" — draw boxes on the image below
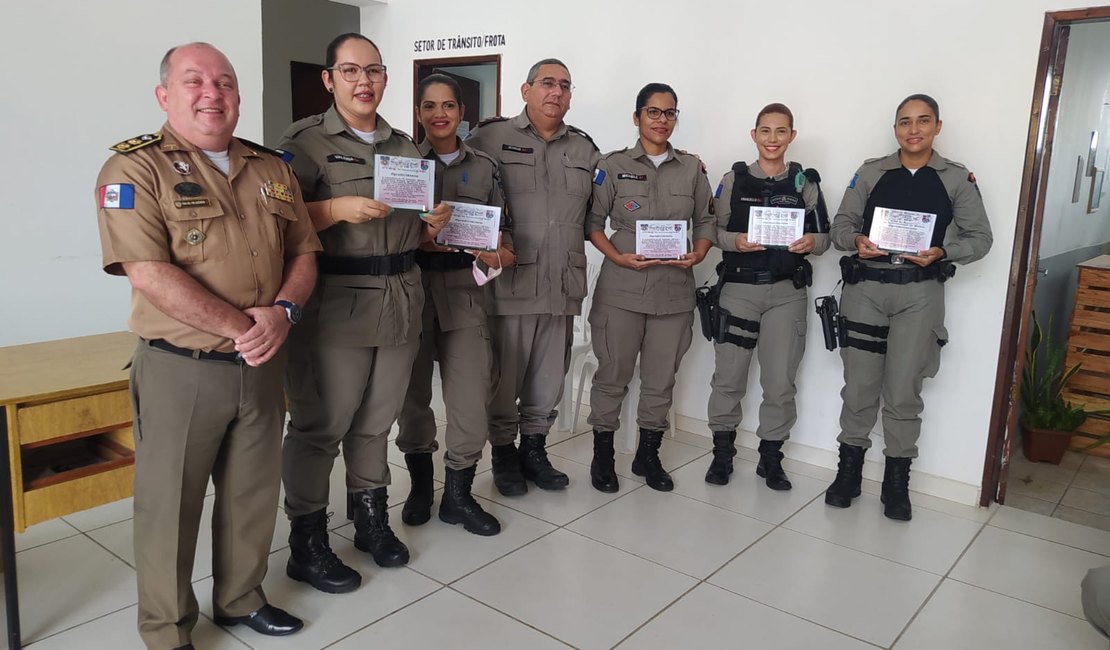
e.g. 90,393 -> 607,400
96,43 -> 319,650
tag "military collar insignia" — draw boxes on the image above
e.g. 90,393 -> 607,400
109,132 -> 163,154
173,161 -> 191,175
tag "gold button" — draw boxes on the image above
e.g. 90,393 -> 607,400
251,250 -> 258,256
240,213 -> 246,220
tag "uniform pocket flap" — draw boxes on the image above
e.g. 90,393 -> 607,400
567,250 -> 588,268
500,151 -> 536,166
325,162 -> 374,184
164,203 -> 225,222
515,249 -> 538,265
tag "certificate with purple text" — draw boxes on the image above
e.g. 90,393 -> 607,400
749,207 -> 805,248
868,207 -> 937,254
436,201 -> 500,251
374,154 -> 435,211
635,220 -> 688,259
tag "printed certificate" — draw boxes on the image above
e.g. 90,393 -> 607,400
373,154 -> 435,211
636,220 -> 688,259
436,201 -> 501,251
749,207 -> 805,247
868,207 -> 937,254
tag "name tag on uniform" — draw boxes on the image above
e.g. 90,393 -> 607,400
617,173 -> 647,181
326,154 -> 366,164
262,180 -> 295,203
502,144 -> 533,154
175,198 -> 211,208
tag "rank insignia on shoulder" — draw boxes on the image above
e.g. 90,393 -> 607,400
98,184 -> 135,209
593,169 -> 606,185
184,228 -> 206,246
624,200 -> 641,212
848,173 -> 859,189
109,132 -> 162,153
262,180 -> 295,203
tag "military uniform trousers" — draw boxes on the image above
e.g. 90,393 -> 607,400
397,272 -> 493,470
130,340 -> 284,650
837,278 -> 948,458
281,328 -> 421,517
487,313 -> 574,445
707,280 -> 808,440
587,302 -> 694,432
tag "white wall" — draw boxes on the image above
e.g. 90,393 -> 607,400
0,0 -> 263,347
262,0 -> 359,146
1038,21 -> 1110,259
362,0 -> 1086,502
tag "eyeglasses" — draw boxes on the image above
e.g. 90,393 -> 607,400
530,77 -> 574,93
330,63 -> 388,83
642,107 -> 680,121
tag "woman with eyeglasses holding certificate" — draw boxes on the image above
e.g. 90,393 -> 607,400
395,73 -> 514,537
276,33 -> 453,594
825,94 -> 992,521
586,83 -> 714,493
704,103 -> 831,493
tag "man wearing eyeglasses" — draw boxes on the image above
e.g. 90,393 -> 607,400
95,42 -> 320,648
467,58 -> 600,496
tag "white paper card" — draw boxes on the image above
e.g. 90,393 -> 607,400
636,220 -> 688,259
373,154 -> 435,211
749,207 -> 805,247
868,206 -> 937,254
436,201 -> 501,251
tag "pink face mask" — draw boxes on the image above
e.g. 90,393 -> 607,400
472,250 -> 503,287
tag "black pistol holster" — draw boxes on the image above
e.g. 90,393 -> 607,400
814,294 -> 840,351
695,279 -> 722,342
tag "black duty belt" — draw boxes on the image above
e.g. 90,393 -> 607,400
319,251 -> 416,276
147,338 -> 242,363
719,266 -> 793,285
840,255 -> 955,285
415,250 -> 473,272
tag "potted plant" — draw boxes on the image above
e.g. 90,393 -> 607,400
1020,314 -> 1088,463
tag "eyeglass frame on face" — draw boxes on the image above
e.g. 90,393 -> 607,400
529,77 -> 574,93
329,62 -> 388,83
641,106 -> 680,121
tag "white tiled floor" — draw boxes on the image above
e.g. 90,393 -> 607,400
1006,448 -> 1110,532
8,416 -> 1110,649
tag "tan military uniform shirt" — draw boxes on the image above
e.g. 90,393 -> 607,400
714,162 -> 830,255
467,111 -> 601,317
586,142 -> 715,315
279,108 -> 425,346
96,123 -> 321,352
418,138 -> 508,331
829,151 -> 992,265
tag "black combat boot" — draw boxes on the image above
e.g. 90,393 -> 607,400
352,487 -> 410,567
632,428 -> 673,491
440,465 -> 501,536
881,456 -> 913,521
590,430 -> 620,493
824,443 -> 866,508
756,439 -> 793,491
286,508 -> 361,593
704,430 -> 736,485
490,442 -> 528,496
402,452 -> 435,526
519,434 -> 570,490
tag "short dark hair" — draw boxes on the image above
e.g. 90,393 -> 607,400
896,93 -> 940,121
755,103 -> 794,129
526,58 -> 569,84
324,33 -> 381,69
635,83 -> 678,113
417,73 -> 462,105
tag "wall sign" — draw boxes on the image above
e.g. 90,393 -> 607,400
414,34 -> 506,53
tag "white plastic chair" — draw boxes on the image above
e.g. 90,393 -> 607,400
556,262 -> 600,433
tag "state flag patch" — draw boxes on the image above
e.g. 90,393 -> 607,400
99,184 -> 135,209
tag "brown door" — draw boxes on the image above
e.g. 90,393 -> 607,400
290,61 -> 332,122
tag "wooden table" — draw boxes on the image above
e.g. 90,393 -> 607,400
0,332 -> 136,648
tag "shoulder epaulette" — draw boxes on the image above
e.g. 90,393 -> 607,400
803,167 -> 822,184
109,132 -> 162,154
863,156 -> 885,165
731,161 -> 749,177
602,147 -> 629,160
943,157 -> 968,171
469,147 -> 500,169
283,114 -> 325,139
566,125 -> 598,151
391,128 -> 418,147
237,138 -> 294,163
476,116 -> 509,128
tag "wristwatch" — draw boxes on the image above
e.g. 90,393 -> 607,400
275,299 -> 302,325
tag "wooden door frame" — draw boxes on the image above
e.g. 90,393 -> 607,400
412,54 -> 502,137
981,6 -> 1110,507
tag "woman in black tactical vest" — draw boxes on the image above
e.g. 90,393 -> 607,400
825,94 -> 992,521
704,103 -> 830,491
586,83 -> 715,492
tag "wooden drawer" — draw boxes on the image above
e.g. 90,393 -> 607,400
16,389 -> 131,445
22,464 -> 134,528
